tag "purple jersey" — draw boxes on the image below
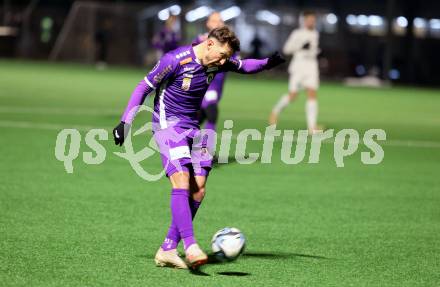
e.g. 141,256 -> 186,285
120,44 -> 270,129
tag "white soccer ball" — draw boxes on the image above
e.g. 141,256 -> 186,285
211,227 -> 246,262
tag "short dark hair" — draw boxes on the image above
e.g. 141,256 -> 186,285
208,26 -> 240,52
303,10 -> 316,17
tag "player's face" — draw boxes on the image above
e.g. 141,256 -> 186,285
203,38 -> 233,67
206,13 -> 224,31
304,15 -> 316,30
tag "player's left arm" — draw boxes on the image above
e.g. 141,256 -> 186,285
222,52 -> 285,74
113,53 -> 177,146
283,30 -> 301,55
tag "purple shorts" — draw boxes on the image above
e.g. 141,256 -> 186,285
153,126 -> 215,177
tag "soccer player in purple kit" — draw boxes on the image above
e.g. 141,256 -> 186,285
113,26 -> 284,269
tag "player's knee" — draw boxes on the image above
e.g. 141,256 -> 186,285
170,171 -> 190,189
288,92 -> 297,101
205,104 -> 218,123
306,89 -> 317,99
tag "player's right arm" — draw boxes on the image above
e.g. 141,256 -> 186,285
282,30 -> 302,55
113,53 -> 177,146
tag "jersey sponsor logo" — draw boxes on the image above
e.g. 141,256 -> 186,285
152,64 -> 173,84
182,77 -> 192,91
183,73 -> 194,78
183,67 -> 195,72
206,73 -> 215,84
179,57 -> 192,65
175,50 -> 191,59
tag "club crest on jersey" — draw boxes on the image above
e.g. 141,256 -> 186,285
206,73 -> 215,84
182,77 -> 191,91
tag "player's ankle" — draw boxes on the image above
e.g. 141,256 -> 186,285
182,236 -> 196,250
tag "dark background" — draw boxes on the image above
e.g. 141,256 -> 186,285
1,0 -> 439,85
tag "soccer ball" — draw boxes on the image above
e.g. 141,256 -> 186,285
211,227 -> 246,262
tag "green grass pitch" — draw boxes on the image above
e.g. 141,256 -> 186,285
1,59 -> 439,286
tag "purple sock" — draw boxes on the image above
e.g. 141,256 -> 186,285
205,121 -> 216,132
161,197 -> 202,250
168,188 -> 196,250
161,222 -> 180,251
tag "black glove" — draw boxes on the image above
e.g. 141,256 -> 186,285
266,52 -> 286,69
113,121 -> 129,146
302,42 -> 310,50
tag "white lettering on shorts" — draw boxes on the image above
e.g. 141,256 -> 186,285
169,146 -> 191,160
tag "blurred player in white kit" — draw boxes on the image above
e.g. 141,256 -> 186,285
269,10 -> 322,134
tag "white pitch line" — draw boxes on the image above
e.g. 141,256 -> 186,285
0,120 -> 440,149
0,106 -> 120,116
0,120 -> 110,132
1,106 -> 439,128
381,139 -> 440,148
239,135 -> 440,149
2,105 -> 440,126
274,137 -> 440,148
